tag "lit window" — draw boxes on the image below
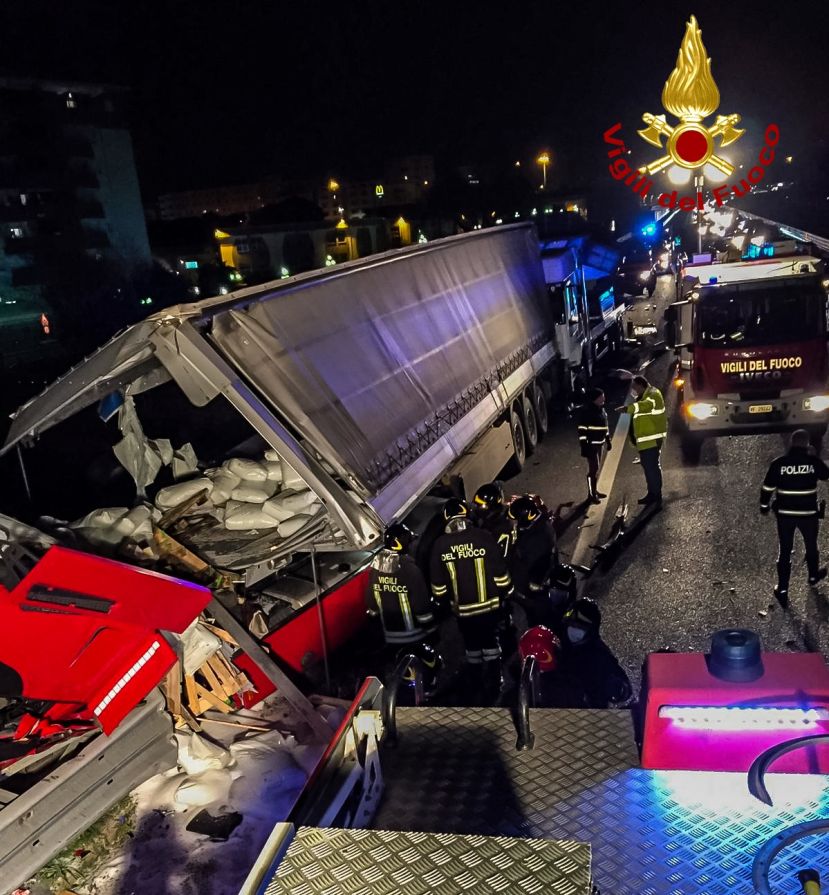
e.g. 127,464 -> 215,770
19,194 -> 27,206
66,93 -> 76,109
10,227 -> 23,238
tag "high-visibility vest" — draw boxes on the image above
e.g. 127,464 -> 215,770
626,386 -> 667,450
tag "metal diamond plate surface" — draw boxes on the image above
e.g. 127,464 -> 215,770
263,826 -> 592,894
372,707 -> 829,895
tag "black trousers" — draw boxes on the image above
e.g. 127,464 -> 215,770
639,440 -> 663,499
585,448 -> 601,480
776,513 -> 820,589
457,612 -> 501,664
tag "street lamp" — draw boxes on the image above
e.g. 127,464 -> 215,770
537,153 -> 550,189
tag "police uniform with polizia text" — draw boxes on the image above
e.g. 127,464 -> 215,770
760,441 -> 829,603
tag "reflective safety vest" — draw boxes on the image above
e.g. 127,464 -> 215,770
625,385 -> 667,450
760,447 -> 829,517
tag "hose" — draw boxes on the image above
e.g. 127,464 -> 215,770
515,655 -> 537,751
382,654 -> 424,745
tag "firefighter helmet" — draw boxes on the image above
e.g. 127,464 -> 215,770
563,598 -> 601,645
442,497 -> 469,522
384,522 -> 414,553
399,641 -> 442,692
508,494 -> 546,530
519,625 -> 561,673
472,481 -> 505,516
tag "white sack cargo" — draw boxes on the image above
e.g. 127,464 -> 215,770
226,458 -> 268,482
155,478 -> 213,510
223,500 -> 280,530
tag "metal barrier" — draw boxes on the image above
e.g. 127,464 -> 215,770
516,655 -> 538,751
382,654 -> 425,745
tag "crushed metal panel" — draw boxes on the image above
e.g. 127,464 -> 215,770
373,707 -> 829,895
0,689 -> 175,884
2,320 -> 161,455
263,826 -> 592,894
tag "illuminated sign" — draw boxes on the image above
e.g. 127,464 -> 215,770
375,184 -> 384,197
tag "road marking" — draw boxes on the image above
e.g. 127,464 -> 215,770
571,412 -> 631,566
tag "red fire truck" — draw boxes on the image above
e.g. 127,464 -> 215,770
668,250 -> 829,456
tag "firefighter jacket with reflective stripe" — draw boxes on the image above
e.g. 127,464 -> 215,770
510,518 -> 557,596
478,512 -> 517,560
430,522 -> 513,617
625,386 -> 667,450
367,551 -> 436,644
760,447 -> 829,517
576,403 -> 610,457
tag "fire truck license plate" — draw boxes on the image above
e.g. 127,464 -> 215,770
749,404 -> 773,414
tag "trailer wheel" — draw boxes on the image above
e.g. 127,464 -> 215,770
522,393 -> 539,455
506,407 -> 526,475
533,381 -> 549,438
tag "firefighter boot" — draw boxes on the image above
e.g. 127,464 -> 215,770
587,476 -> 602,505
809,568 -> 828,588
773,586 -> 789,609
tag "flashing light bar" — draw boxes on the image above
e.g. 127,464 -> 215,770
659,705 -> 829,731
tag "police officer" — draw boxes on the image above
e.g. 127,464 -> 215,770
367,523 -> 437,647
577,387 -> 611,504
621,374 -> 667,506
560,599 -> 632,708
430,498 -> 513,697
760,428 -> 829,606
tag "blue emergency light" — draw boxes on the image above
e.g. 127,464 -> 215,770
641,223 -> 656,237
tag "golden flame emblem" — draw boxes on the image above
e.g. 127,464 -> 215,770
638,16 -> 744,176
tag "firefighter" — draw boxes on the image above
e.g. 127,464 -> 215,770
560,599 -> 632,708
367,523 -> 437,647
472,481 -> 516,559
577,387 -> 611,504
508,495 -> 557,622
760,428 -> 829,607
518,626 -> 588,708
621,374 -> 667,506
430,498 -> 513,698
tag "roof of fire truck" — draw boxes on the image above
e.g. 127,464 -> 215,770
684,254 -> 824,288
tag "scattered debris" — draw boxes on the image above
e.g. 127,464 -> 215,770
729,587 -> 736,594
185,809 -> 244,841
758,610 -> 768,618
712,580 -> 724,587
662,568 -> 669,573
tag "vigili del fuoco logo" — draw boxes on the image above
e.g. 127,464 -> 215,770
603,15 -> 780,211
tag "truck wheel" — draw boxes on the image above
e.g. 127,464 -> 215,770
533,381 -> 549,438
522,394 -> 539,455
506,407 -> 526,475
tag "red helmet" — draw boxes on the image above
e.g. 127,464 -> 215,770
519,625 -> 561,672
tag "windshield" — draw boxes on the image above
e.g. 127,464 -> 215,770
696,281 -> 825,349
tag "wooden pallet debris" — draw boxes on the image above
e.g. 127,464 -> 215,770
162,616 -> 251,726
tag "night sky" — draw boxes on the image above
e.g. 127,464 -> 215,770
1,0 -> 827,202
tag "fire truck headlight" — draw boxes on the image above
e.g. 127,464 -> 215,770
804,395 -> 829,413
686,402 -> 718,421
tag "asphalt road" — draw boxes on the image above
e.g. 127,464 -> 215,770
505,273 -> 829,692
